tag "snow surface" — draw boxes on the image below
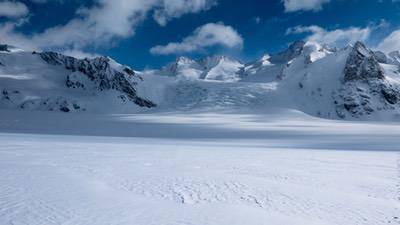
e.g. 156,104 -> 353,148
1,41 -> 400,225
0,109 -> 399,225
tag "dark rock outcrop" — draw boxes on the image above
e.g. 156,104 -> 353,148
19,97 -> 85,112
269,40 -> 306,64
343,42 -> 384,82
335,42 -> 400,118
38,52 -> 155,108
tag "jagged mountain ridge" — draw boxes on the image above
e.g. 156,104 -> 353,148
1,41 -> 400,120
160,55 -> 244,81
0,47 -> 155,113
38,52 -> 155,108
150,41 -> 400,119
273,41 -> 400,119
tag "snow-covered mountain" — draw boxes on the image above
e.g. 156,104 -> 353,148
0,45 -> 155,113
2,41 -> 400,120
273,41 -> 400,119
151,41 -> 400,119
160,55 -> 243,81
242,41 -> 334,82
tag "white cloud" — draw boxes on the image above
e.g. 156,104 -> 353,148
0,0 -> 217,52
253,17 -> 261,24
29,0 -> 62,3
62,49 -> 100,59
150,22 -> 243,55
153,0 -> 217,26
283,0 -> 331,12
0,1 -> 29,18
377,29 -> 400,52
286,25 -> 372,47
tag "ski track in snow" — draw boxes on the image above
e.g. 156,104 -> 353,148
0,110 -> 399,225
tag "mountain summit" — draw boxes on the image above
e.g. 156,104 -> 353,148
0,48 -> 155,113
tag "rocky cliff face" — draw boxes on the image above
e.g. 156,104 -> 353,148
333,42 -> 400,118
343,42 -> 384,82
38,52 -> 155,108
0,49 -> 155,113
269,40 -> 306,64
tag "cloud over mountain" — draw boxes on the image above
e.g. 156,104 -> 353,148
378,29 -> 400,52
150,22 -> 243,55
286,25 -> 372,47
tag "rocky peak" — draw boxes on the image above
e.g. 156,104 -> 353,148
343,41 -> 384,82
175,56 -> 196,65
38,51 -> 155,108
199,55 -> 241,69
269,40 -> 306,64
164,56 -> 202,75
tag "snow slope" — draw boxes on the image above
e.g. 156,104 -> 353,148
159,55 -> 243,81
143,41 -> 400,120
0,109 -> 399,225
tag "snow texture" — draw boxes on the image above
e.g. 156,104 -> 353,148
0,109 -> 399,225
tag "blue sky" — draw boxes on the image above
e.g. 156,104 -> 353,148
1,0 -> 400,69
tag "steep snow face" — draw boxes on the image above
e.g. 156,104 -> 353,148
275,42 -> 400,119
274,43 -> 350,118
0,50 -> 155,113
242,54 -> 284,82
388,51 -> 400,66
160,56 -> 243,82
200,56 -> 243,81
161,56 -> 204,80
242,41 -> 332,82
